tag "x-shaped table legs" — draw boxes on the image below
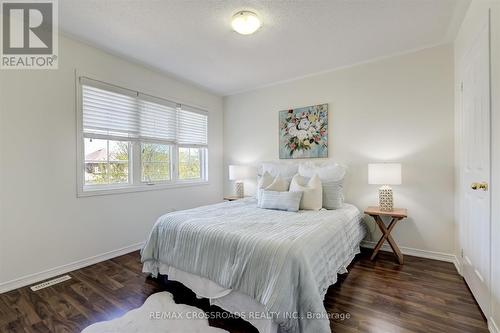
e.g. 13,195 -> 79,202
370,215 -> 404,264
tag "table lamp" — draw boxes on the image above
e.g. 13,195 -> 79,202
368,163 -> 402,211
229,165 -> 252,198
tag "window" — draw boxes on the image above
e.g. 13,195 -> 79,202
78,77 -> 208,195
177,106 -> 208,181
84,138 -> 130,185
179,147 -> 203,180
141,143 -> 171,182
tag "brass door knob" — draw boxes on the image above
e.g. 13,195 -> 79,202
471,182 -> 488,191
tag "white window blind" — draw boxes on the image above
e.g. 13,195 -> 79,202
138,95 -> 178,143
81,78 -> 208,145
178,106 -> 208,146
81,80 -> 138,138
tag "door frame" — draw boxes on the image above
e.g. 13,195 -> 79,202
489,3 -> 500,333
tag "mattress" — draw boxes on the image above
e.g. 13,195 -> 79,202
142,198 -> 365,333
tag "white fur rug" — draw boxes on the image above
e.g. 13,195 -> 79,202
81,292 -> 228,333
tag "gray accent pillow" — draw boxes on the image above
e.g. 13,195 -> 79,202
258,190 -> 303,212
321,179 -> 344,209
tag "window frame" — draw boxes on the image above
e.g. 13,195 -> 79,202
76,74 -> 209,197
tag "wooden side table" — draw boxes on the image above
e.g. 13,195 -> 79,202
364,206 -> 408,264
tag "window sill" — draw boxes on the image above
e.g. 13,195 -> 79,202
77,180 -> 210,197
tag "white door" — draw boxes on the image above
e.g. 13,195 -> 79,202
459,14 -> 491,317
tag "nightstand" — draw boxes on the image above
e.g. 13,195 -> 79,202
364,206 -> 408,264
224,196 -> 244,201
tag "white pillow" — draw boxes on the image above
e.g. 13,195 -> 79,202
298,161 -> 346,180
256,171 -> 274,201
298,161 -> 346,210
261,162 -> 299,180
266,175 -> 289,192
259,190 -> 302,212
257,174 -> 289,205
289,174 -> 322,210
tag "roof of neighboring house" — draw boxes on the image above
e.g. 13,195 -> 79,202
85,148 -> 107,161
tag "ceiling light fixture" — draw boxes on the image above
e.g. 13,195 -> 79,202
231,11 -> 261,35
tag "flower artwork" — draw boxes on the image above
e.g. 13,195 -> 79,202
279,104 -> 328,159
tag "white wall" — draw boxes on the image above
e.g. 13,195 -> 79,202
455,1 -> 500,331
0,35 -> 224,291
224,45 -> 455,256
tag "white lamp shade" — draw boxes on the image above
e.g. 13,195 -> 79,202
368,163 -> 402,185
228,165 -> 253,181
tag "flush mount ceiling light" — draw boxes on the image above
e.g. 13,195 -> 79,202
231,11 -> 261,35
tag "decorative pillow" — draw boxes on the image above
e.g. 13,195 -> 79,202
298,161 -> 346,209
257,174 -> 290,204
321,179 -> 344,209
256,171 -> 274,201
266,175 -> 289,192
258,190 -> 303,212
289,174 -> 323,210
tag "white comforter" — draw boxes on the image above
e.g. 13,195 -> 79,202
141,198 -> 365,333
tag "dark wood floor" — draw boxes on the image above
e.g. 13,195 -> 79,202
0,249 -> 488,333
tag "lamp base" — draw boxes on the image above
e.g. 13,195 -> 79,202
378,186 -> 393,211
234,181 -> 244,198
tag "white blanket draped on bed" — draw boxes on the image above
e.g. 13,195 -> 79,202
141,198 -> 365,333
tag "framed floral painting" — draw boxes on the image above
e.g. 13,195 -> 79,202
279,104 -> 328,159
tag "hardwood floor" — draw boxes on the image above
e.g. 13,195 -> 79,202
0,249 -> 488,333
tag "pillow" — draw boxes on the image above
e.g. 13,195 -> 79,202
266,175 -> 289,192
258,190 -> 303,212
257,174 -> 289,204
298,161 -> 346,209
321,179 -> 344,209
289,174 -> 322,210
256,171 -> 274,201
261,162 -> 299,180
298,161 -> 346,180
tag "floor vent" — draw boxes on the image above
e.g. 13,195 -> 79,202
30,275 -> 72,291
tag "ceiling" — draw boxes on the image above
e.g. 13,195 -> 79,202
60,0 -> 470,96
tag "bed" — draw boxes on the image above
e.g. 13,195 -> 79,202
141,197 -> 365,333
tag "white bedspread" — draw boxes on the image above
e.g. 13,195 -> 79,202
142,198 -> 365,333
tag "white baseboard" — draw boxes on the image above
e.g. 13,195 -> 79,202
0,242 -> 144,294
453,255 -> 463,276
360,240 -> 459,268
490,317 -> 500,333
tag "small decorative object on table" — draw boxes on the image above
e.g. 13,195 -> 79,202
228,165 -> 254,198
368,163 -> 402,211
364,206 -> 408,264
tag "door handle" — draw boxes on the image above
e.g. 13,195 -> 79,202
471,182 -> 488,191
